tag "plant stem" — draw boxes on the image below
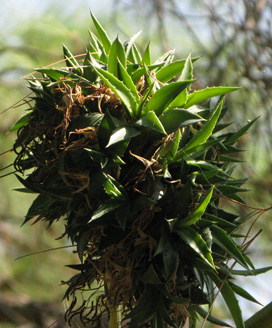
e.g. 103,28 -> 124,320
109,305 -> 121,328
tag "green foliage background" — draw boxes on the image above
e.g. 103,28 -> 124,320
0,1 -> 271,327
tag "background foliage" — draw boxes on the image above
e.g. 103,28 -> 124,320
0,0 -> 271,327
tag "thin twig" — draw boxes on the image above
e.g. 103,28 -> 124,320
15,245 -> 76,261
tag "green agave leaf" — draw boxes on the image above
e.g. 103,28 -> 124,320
180,52 -> 193,82
83,51 -> 98,82
176,226 -> 215,267
232,266 -> 272,276
90,11 -> 111,54
201,227 -> 213,250
196,306 -> 232,327
141,265 -> 163,285
89,199 -> 124,222
76,233 -> 90,262
88,30 -> 107,62
84,149 -> 108,168
34,68 -> 70,81
154,227 -> 170,256
156,56 -> 200,83
23,194 -> 54,224
88,39 -> 100,61
156,60 -> 185,83
159,108 -> 203,133
213,122 -> 234,133
172,52 -> 193,108
98,110 -> 118,148
63,44 -> 82,75
103,173 -> 127,200
16,175 -> 71,200
158,303 -> 178,328
108,35 -> 126,77
151,312 -> 164,328
136,111 -> 166,134
225,117 -> 259,145
166,180 -> 192,221
68,113 -> 103,131
117,58 -> 139,101
229,281 -> 262,305
131,63 -> 164,84
110,153 -> 126,165
208,271 -> 245,328
218,155 -> 244,163
126,31 -> 142,49
182,96 -> 224,154
186,160 -> 227,173
162,291 -> 189,305
159,128 -> 181,160
155,49 -> 175,65
144,80 -> 194,116
128,285 -> 159,327
184,86 -> 241,109
235,211 -> 257,224
175,135 -> 227,161
125,30 -> 142,62
169,89 -> 187,109
115,204 -> 129,230
243,254 -> 255,270
216,184 -> 248,195
9,110 -> 33,132
94,66 -> 137,119
132,44 -> 142,64
174,186 -> 214,228
211,225 -> 249,269
106,126 -> 141,147
162,240 -> 179,280
192,257 -> 216,273
205,213 -> 236,229
12,187 -> 37,194
136,81 -> 155,117
138,62 -> 155,92
142,42 -> 151,65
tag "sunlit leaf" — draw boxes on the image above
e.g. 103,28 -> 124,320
89,199 -> 124,222
182,96 -> 224,153
208,271 -> 245,328
63,44 -> 82,75
211,225 -> 249,269
117,58 -> 139,101
196,306 -> 232,327
136,111 -> 166,134
125,30 -> 142,61
174,186 -> 214,228
159,108 -> 203,133
106,126 -> 140,147
142,42 -> 151,65
176,226 -> 215,267
225,117 -> 259,145
108,35 -> 126,77
94,67 -> 137,119
156,56 -> 200,83
144,80 -> 194,116
229,282 -> 262,305
103,173 -> 127,200
9,110 -> 33,132
90,11 -> 111,54
184,86 -> 241,109
232,266 -> 272,276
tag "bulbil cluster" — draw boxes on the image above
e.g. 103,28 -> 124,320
11,12 -> 262,328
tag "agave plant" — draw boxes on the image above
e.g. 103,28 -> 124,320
10,11 -> 271,328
